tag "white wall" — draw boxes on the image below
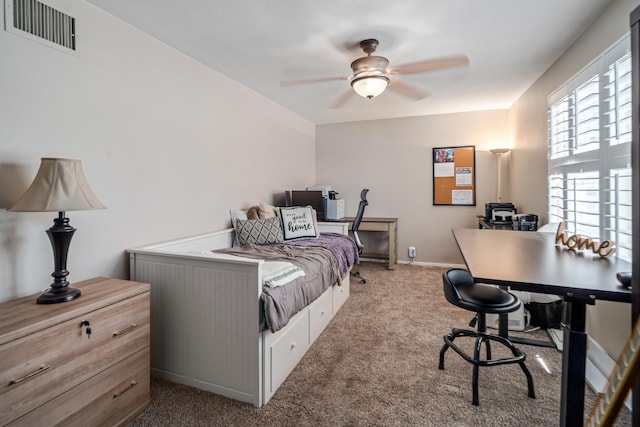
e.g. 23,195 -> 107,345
0,0 -> 315,302
317,110 -> 509,265
508,0 -> 637,356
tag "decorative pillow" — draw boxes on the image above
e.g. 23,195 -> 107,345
235,217 -> 284,245
229,209 -> 248,246
279,206 -> 318,241
229,208 -> 248,227
309,208 -> 320,237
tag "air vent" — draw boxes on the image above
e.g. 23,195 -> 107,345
5,0 -> 76,51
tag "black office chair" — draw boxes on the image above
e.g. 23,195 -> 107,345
438,268 -> 535,406
351,189 -> 369,284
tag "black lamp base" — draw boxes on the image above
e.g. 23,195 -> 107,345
37,286 -> 81,304
37,211 -> 81,304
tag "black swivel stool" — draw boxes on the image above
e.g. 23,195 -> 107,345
438,268 -> 535,406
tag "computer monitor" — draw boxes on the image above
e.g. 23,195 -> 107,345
289,190 -> 325,220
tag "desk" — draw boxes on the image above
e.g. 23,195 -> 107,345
452,228 -> 631,427
342,217 -> 397,270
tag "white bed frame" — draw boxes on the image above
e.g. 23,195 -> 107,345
127,222 -> 350,407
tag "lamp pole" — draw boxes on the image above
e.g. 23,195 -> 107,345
490,148 -> 511,202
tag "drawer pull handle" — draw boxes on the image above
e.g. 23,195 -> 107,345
113,323 -> 138,337
113,380 -> 138,398
9,365 -> 50,385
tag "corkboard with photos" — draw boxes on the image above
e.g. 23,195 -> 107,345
432,145 -> 476,206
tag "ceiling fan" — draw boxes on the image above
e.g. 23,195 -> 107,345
281,39 -> 469,108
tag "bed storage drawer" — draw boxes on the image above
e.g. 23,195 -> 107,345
333,276 -> 350,313
309,287 -> 333,342
264,309 -> 310,397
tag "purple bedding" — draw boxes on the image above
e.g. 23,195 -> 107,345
286,233 -> 359,278
215,233 -> 358,332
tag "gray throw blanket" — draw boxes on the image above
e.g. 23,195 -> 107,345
286,233 -> 359,278
216,234 -> 358,332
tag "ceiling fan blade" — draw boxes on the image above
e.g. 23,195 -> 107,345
387,80 -> 429,100
331,89 -> 356,109
280,76 -> 349,87
389,54 -> 469,75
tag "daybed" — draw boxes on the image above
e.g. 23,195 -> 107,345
127,218 -> 354,407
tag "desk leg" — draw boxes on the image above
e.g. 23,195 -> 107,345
559,300 -> 587,427
499,313 -> 509,338
388,223 -> 397,270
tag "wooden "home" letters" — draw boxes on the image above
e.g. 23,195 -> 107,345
555,221 -> 616,258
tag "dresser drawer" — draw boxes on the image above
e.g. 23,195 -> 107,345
309,287 -> 333,342
9,347 -> 150,427
0,293 -> 150,424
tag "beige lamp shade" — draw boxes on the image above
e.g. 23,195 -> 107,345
9,158 -> 106,212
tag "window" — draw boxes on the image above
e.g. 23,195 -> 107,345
548,35 -> 632,261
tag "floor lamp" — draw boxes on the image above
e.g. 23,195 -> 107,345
490,148 -> 511,202
9,158 -> 106,304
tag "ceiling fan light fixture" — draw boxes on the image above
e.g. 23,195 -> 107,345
351,75 -> 390,99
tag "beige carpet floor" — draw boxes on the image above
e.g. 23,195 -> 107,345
127,263 -> 632,426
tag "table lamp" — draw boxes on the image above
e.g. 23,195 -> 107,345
9,158 -> 106,304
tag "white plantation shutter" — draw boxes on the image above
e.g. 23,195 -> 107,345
548,35 -> 632,262
549,96 -> 571,159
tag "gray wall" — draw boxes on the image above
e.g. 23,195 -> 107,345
0,1 -> 316,301
317,110 -> 509,265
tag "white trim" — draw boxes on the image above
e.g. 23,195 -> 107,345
398,260 -> 466,269
586,336 -> 632,411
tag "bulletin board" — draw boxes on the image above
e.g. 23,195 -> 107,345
432,145 -> 476,206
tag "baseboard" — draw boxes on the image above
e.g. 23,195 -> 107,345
586,336 -> 632,411
398,260 -> 466,268
548,328 -> 563,351
359,258 -> 465,268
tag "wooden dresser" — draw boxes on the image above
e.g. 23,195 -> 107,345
0,277 -> 150,426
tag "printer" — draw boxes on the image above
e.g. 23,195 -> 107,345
512,214 -> 538,231
306,185 -> 332,198
325,190 -> 345,220
485,202 -> 517,224
306,185 -> 345,220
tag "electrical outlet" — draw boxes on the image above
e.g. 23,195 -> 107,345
408,246 -> 416,258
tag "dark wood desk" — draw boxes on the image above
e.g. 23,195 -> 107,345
452,228 -> 632,427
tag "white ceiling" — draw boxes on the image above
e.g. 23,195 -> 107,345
86,0 -> 613,125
